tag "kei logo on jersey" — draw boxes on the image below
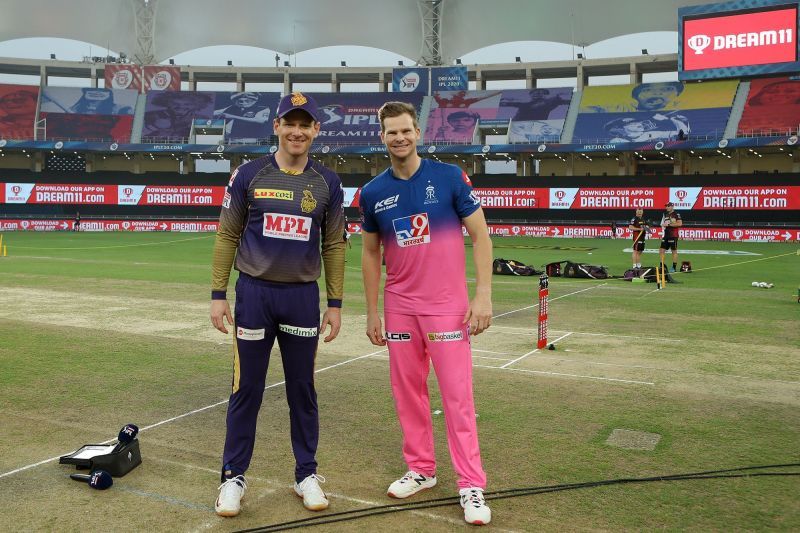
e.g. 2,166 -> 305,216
392,213 -> 430,247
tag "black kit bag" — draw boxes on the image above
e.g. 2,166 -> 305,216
493,258 -> 542,276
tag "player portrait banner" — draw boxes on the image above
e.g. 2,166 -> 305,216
41,87 -> 137,115
104,64 -> 143,92
572,108 -> 731,143
392,68 -> 429,93
310,92 -> 423,142
2,183 -> 224,206
143,66 -> 182,92
0,84 -> 39,139
737,76 -> 800,134
142,91 -> 216,139
40,113 -> 133,142
431,66 -> 468,91
212,92 -> 280,142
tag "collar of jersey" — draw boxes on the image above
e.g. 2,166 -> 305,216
269,153 -> 313,174
388,158 -> 426,182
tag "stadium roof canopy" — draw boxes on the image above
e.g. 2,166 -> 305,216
0,0 -> 698,63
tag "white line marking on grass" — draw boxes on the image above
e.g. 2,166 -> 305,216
474,364 -> 655,386
473,354 -> 514,362
13,234 -> 213,250
492,283 -> 608,319
0,350 -> 386,480
685,250 -> 798,273
472,348 -> 515,355
500,332 -> 573,369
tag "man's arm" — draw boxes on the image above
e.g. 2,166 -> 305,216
462,208 -> 492,336
361,231 -> 385,346
320,179 -> 347,342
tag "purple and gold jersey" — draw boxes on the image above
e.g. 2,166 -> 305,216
360,159 -> 480,315
211,155 -> 346,306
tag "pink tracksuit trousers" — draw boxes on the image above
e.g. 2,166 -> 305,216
385,312 -> 487,489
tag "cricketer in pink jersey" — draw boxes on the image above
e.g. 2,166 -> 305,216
360,101 -> 494,526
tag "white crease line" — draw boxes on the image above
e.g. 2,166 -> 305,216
500,332 -> 572,369
492,283 -> 608,319
473,355 -> 514,362
154,458 -> 471,530
0,350 -> 387,480
474,364 -> 655,386
490,326 -> 685,343
472,348 -> 515,356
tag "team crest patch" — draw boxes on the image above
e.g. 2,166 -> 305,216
301,189 -> 317,213
427,330 -> 464,342
291,92 -> 308,106
392,213 -> 430,247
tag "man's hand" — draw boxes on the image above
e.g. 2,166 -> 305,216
463,292 -> 492,336
211,299 -> 233,334
365,312 -> 386,346
320,307 -> 341,343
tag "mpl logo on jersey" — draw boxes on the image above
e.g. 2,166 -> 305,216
5,183 -> 34,203
263,213 -> 311,241
392,213 -> 430,247
549,188 -> 578,209
118,185 -> 145,205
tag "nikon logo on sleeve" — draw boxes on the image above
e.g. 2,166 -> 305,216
279,324 -> 319,337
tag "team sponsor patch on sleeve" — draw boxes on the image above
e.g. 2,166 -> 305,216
222,191 -> 231,208
278,324 -> 319,337
461,171 -> 472,185
228,167 -> 239,187
426,330 -> 464,342
386,331 -> 412,342
237,327 -> 265,340
392,213 -> 430,247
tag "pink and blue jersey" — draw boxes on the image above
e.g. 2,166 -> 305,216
360,159 -> 481,316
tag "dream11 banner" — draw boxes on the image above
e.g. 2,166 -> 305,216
680,1 -> 800,79
143,66 -> 182,92
310,92 -> 424,143
104,64 -> 142,92
392,68 -> 429,93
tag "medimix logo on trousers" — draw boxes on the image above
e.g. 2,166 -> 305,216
427,330 -> 464,342
263,213 -> 311,241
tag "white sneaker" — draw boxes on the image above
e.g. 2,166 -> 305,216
294,474 -> 329,511
460,487 -> 491,525
387,471 -> 437,499
215,475 -> 247,517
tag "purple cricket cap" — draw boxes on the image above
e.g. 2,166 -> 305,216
277,92 -> 319,121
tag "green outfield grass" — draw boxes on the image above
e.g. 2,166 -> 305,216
0,231 -> 798,532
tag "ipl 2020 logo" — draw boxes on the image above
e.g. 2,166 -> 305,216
392,213 -> 430,247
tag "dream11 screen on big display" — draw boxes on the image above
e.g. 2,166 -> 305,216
680,2 -> 800,80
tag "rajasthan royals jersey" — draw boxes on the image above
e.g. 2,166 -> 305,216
360,159 -> 481,315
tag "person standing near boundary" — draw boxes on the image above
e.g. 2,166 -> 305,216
360,101 -> 494,525
209,92 -> 346,517
659,202 -> 682,273
628,208 -> 647,269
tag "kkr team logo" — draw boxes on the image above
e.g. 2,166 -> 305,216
392,213 -> 430,247
301,189 -> 317,213
687,34 -> 712,54
263,213 -> 311,241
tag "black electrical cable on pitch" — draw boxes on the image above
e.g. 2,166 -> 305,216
235,463 -> 800,532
